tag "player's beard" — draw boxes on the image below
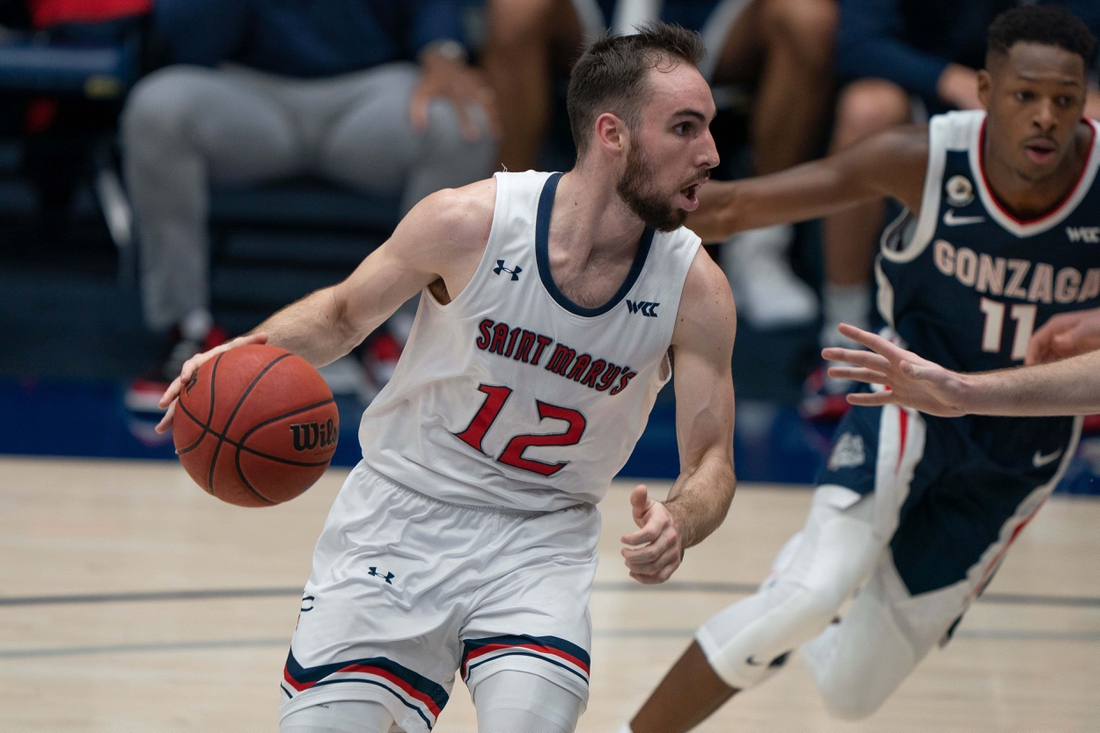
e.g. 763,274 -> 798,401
616,141 -> 688,232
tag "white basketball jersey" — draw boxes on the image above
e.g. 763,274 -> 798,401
359,171 -> 701,511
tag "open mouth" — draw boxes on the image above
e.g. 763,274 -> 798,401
1024,139 -> 1057,165
680,176 -> 708,209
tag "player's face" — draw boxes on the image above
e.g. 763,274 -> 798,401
616,63 -> 719,231
981,42 -> 1087,182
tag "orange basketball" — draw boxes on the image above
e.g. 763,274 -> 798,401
172,344 -> 339,507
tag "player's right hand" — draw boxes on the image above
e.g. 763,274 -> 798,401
822,324 -> 969,417
154,332 -> 269,434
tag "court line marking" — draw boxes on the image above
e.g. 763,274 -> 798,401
2,583 -> 1098,608
2,629 -> 1099,660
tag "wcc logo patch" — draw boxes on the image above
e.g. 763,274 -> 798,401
626,300 -> 659,317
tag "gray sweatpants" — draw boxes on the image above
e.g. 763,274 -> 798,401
122,62 -> 497,331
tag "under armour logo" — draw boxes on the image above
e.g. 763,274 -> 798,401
368,566 -> 395,584
493,259 -> 521,281
300,595 -> 315,612
626,299 -> 659,317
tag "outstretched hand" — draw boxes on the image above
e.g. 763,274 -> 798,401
621,485 -> 683,585
821,324 -> 969,417
155,332 -> 269,434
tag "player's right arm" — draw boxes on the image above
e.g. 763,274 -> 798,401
824,322 -> 1100,417
155,179 -> 496,433
686,125 -> 929,243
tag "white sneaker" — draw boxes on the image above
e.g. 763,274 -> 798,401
719,224 -> 819,329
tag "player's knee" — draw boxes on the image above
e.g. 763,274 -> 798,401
819,679 -> 889,721
423,100 -> 497,171
760,0 -> 838,62
833,80 -> 910,145
122,67 -> 207,152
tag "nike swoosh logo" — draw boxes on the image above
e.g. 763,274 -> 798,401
746,656 -> 765,666
1033,448 -> 1064,468
943,210 -> 986,226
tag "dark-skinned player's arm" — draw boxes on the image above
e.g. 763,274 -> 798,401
685,125 -> 930,243
823,321 -> 1100,417
155,180 -> 496,433
621,249 -> 737,584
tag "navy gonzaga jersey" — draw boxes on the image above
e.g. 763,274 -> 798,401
878,110 -> 1100,373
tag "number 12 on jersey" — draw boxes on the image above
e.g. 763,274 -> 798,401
979,298 -> 1037,361
453,384 -> 587,477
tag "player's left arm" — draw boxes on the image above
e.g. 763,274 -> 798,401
621,249 -> 737,584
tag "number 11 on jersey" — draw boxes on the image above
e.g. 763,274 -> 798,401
453,384 -> 587,477
979,298 -> 1037,361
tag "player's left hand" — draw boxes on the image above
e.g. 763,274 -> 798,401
822,324 -> 969,417
411,50 -> 500,143
1025,307 -> 1100,365
621,485 -> 683,585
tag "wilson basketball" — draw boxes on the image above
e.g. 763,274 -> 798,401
172,344 -> 339,507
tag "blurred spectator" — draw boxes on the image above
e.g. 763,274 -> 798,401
821,0 -> 1100,352
482,0 -> 838,329
124,0 -> 498,400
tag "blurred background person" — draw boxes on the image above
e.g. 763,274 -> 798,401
123,0 -> 499,403
481,0 -> 838,329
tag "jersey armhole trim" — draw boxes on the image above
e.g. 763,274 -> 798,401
880,120 -> 945,264
421,173 -> 507,314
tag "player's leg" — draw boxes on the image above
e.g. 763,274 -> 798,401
627,486 -> 883,733
802,415 -> 1081,719
705,0 -> 836,329
480,0 -> 589,172
281,464 -> 464,733
460,501 -> 600,730
472,670 -> 584,733
799,552 -> 944,720
280,700 -> 396,733
627,403 -> 930,733
314,62 -> 496,216
710,0 -> 837,176
121,66 -> 301,333
820,79 -> 910,345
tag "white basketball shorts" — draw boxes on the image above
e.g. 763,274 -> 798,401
279,462 -> 600,733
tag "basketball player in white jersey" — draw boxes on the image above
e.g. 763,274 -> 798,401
156,23 -> 737,733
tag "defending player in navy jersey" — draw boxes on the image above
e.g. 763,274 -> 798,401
621,7 -> 1099,732
155,24 -> 738,733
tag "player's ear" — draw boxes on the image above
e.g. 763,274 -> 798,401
594,112 -> 627,157
977,69 -> 993,110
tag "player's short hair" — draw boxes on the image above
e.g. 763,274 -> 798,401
567,22 -> 705,159
987,5 -> 1097,68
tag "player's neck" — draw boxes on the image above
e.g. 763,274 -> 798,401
982,121 -> 1093,220
554,168 -> 648,260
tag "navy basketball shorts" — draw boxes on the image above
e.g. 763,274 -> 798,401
819,403 -> 1081,633
279,462 -> 598,733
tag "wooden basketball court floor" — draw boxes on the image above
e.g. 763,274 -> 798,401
2,455 -> 1098,732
